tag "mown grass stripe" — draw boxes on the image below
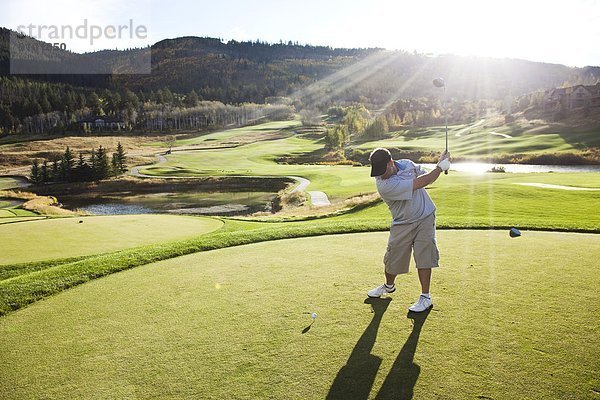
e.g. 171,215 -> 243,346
0,256 -> 93,281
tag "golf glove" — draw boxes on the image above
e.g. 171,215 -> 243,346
437,158 -> 451,172
438,150 -> 450,162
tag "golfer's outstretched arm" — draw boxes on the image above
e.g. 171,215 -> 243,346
413,167 -> 442,190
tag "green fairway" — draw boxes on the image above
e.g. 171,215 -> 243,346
0,214 -> 223,265
354,122 -> 600,157
143,137 -> 600,231
170,117 -> 303,147
0,177 -> 20,190
141,134 -> 376,201
346,172 -> 600,231
0,231 -> 597,399
136,119 -> 600,231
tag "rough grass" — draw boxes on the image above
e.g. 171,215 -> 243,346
0,231 -> 598,399
0,134 -> 171,175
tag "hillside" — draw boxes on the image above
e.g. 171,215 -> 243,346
1,27 -> 599,108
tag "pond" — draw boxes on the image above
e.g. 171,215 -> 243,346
421,163 -> 600,174
60,191 -> 277,216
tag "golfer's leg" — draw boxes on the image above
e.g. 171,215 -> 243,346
417,268 -> 431,294
385,272 -> 396,286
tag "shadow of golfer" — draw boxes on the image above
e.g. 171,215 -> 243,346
326,297 -> 392,400
374,308 -> 431,400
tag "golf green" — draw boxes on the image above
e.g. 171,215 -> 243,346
0,215 -> 223,265
0,231 -> 597,399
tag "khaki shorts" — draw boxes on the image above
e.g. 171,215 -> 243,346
383,212 -> 440,275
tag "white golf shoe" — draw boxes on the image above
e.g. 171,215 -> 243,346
408,295 -> 433,312
367,284 -> 396,298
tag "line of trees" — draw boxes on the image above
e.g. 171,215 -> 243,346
30,143 -> 127,184
0,76 -> 295,136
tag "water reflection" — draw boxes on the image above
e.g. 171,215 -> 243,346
421,163 -> 600,174
61,191 -> 276,216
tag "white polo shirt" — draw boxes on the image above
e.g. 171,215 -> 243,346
375,160 -> 436,225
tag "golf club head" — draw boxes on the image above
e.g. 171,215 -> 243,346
433,78 -> 446,88
509,228 -> 521,238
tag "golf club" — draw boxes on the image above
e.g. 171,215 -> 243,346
509,227 -> 521,238
433,78 -> 449,175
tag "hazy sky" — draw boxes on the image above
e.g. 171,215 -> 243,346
2,0 -> 599,67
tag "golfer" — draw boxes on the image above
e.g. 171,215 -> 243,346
367,148 -> 450,312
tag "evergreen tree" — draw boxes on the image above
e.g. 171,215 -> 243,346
41,160 -> 49,183
114,142 -> 127,174
89,148 -> 98,178
0,104 -> 14,136
75,152 -> 92,182
111,153 -> 119,176
50,157 -> 60,181
95,146 -> 110,180
30,159 -> 41,183
60,146 -> 75,181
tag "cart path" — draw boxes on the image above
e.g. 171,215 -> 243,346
288,176 -> 331,206
490,131 -> 513,139
455,119 -> 486,137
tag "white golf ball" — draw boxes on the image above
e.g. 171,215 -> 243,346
311,312 -> 317,319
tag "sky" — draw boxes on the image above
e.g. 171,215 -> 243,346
2,0 -> 599,67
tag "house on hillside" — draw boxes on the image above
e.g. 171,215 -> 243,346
79,116 -> 126,132
544,83 -> 600,111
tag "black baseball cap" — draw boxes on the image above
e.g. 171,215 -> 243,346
369,148 -> 392,177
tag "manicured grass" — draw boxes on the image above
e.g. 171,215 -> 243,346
0,218 -> 386,316
0,231 -> 597,399
0,214 -> 223,265
0,177 -> 20,190
354,122 -> 600,157
343,172 -> 600,232
137,119 -> 600,228
0,207 -> 38,218
0,256 -> 91,281
0,216 -> 45,224
141,135 -> 375,201
174,117 -> 303,147
144,141 -> 600,232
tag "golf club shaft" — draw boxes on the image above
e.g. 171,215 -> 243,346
444,86 -> 448,175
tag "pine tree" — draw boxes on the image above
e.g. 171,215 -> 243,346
74,152 -> 86,181
115,142 -> 127,173
111,153 -> 119,177
60,146 -> 75,181
95,146 -> 110,180
41,160 -> 49,183
50,157 -> 60,182
30,159 -> 41,183
89,149 -> 97,178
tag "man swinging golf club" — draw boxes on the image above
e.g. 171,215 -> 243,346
368,148 -> 450,312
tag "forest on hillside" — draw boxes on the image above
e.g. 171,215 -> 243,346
1,27 -> 599,137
